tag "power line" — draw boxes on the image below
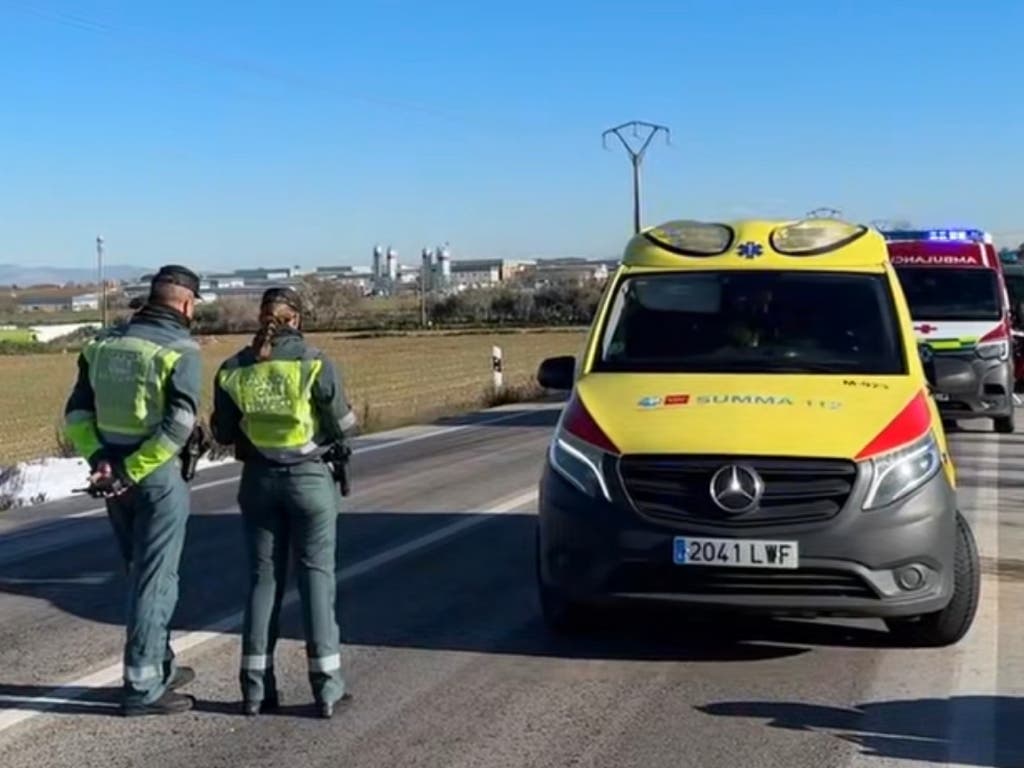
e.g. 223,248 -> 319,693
602,120 -> 670,234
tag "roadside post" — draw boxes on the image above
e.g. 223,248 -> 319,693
491,345 -> 504,393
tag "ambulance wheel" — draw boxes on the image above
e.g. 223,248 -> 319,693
536,532 -> 595,634
995,413 -> 1015,434
885,512 -> 980,648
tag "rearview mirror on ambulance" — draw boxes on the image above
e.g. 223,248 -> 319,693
537,356 -> 575,391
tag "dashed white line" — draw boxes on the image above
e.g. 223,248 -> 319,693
945,434 -> 1001,767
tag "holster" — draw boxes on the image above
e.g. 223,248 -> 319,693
324,443 -> 352,497
181,424 -> 213,482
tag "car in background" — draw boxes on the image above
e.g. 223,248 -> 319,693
1000,258 -> 1024,391
535,216 -> 979,648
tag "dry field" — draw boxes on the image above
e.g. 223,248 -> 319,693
0,329 -> 586,465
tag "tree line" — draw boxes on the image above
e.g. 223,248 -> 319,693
191,279 -> 607,335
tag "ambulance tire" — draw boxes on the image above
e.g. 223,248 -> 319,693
536,532 -> 597,634
885,512 -> 980,648
995,414 -> 1015,434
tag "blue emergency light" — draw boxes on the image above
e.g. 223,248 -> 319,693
881,228 -> 986,243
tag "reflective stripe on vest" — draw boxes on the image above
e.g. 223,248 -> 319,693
218,358 -> 323,458
83,336 -> 181,442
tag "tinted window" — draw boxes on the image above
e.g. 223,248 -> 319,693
1004,273 -> 1024,308
595,271 -> 906,375
894,267 -> 1001,321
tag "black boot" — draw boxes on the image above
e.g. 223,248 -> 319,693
317,692 -> 352,720
241,692 -> 281,716
168,666 -> 196,691
122,691 -> 195,717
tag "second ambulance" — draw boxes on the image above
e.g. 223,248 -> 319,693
884,228 -> 1015,433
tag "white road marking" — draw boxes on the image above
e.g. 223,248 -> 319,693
945,435 -> 1000,767
61,407 -> 549,521
0,487 -> 539,734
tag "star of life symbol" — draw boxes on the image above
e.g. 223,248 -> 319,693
736,241 -> 763,259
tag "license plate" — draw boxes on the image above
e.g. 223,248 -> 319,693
673,536 -> 798,569
933,392 -> 951,402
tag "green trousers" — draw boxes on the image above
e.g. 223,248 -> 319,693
106,461 -> 190,706
237,459 -> 345,706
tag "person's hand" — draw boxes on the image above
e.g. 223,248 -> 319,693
88,461 -> 132,498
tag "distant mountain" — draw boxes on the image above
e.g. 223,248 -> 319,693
0,263 -> 151,288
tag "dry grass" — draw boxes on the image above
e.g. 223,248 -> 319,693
0,329 -> 585,464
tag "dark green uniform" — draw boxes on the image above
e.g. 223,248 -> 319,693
211,326 -> 356,709
63,304 -> 201,707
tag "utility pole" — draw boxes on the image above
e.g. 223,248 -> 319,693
602,120 -> 670,234
420,274 -> 427,328
96,235 -> 107,328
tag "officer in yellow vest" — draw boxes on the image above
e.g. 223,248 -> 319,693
211,287 -> 356,719
62,265 -> 203,716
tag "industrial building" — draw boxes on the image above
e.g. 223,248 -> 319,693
120,244 -> 614,304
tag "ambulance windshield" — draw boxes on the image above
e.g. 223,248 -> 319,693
894,267 -> 1001,321
596,270 -> 906,375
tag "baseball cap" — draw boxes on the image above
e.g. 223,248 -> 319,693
150,265 -> 201,298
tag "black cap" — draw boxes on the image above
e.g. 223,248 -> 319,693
150,265 -> 201,298
261,287 -> 302,313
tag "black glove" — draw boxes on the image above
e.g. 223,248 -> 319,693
87,462 -> 133,499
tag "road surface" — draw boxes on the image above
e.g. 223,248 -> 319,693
0,401 -> 1020,768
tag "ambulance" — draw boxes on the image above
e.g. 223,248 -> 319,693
535,217 -> 979,648
884,229 -> 1015,432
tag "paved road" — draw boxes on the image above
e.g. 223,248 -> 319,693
0,402 -> 1020,768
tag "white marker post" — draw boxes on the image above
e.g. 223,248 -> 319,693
491,345 -> 504,393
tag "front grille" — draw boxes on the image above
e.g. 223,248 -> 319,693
609,564 -> 876,600
618,455 -> 857,528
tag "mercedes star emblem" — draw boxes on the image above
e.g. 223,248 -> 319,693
709,464 -> 765,515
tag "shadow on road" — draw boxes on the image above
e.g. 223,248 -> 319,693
435,404 -> 563,429
0,508 -> 915,719
699,696 -> 1024,767
0,685 -> 120,716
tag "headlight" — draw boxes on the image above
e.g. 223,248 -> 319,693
771,218 -> 867,255
548,432 -> 612,501
977,340 -> 1009,361
862,431 -> 942,510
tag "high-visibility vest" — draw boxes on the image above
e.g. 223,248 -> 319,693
218,357 -> 324,462
84,335 -> 182,445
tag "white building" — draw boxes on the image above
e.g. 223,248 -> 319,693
71,293 -> 100,312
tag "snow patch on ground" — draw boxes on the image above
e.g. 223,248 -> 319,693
29,322 -> 99,343
0,455 -> 234,509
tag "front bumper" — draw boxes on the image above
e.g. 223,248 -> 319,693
932,353 -> 1014,419
537,457 -> 958,619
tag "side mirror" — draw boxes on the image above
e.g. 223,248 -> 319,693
537,355 -> 576,391
918,343 -> 937,387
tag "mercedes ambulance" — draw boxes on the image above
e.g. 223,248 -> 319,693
535,217 -> 979,648
884,229 -> 1015,432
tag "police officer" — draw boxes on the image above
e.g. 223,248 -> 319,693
62,265 -> 203,716
211,287 -> 356,719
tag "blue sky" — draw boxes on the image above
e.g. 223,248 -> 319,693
1,0 -> 1022,270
